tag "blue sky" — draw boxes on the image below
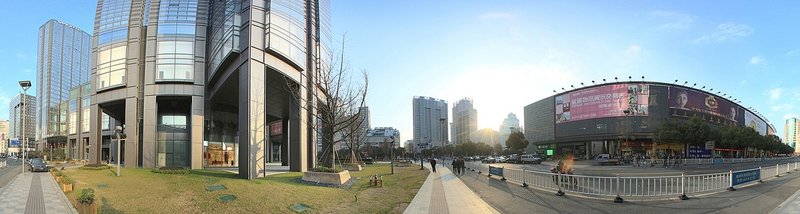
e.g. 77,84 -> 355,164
1,1 -> 799,143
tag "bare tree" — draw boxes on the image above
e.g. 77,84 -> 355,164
286,35 -> 369,168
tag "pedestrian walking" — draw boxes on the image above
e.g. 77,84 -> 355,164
430,158 -> 437,173
633,155 -> 639,167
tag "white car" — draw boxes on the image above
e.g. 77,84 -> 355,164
520,154 -> 543,164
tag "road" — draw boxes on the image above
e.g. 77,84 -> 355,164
458,162 -> 800,214
0,158 -> 23,191
471,157 -> 800,176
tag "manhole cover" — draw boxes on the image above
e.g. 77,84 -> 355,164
218,194 -> 237,202
206,185 -> 226,191
97,183 -> 109,189
289,203 -> 311,213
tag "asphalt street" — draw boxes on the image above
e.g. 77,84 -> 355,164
458,163 -> 800,214
0,159 -> 22,191
475,157 -> 800,176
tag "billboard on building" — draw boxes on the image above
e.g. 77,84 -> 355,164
555,84 -> 649,123
10,139 -> 20,147
668,87 -> 738,125
744,111 -> 767,136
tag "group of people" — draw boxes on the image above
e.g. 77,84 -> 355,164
451,157 -> 466,175
631,153 -> 684,168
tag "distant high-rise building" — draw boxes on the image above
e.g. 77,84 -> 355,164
404,140 -> 415,153
0,120 -> 8,156
786,118 -> 799,152
499,113 -> 521,147
357,106 -> 371,134
36,19 -> 92,151
413,96 -> 448,151
451,98 -> 477,144
10,94 -> 36,149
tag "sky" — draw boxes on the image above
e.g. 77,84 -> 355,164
0,1 -> 799,143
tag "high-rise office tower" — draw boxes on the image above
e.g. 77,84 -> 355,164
90,0 -> 330,179
786,118 -> 799,152
451,98 -> 477,144
499,113 -> 521,148
36,20 -> 92,151
413,96 -> 448,151
10,94 -> 37,149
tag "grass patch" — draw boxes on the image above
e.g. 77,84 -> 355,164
62,164 -> 428,213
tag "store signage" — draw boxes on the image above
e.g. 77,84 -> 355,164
705,141 -> 715,150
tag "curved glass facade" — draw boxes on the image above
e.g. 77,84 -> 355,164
95,0 -> 131,90
207,0 -> 240,77
155,0 -> 198,81
267,0 -> 306,68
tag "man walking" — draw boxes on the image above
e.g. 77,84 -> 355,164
430,158 -> 437,173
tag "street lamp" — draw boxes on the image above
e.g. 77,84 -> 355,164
19,80 -> 31,175
114,125 -> 127,176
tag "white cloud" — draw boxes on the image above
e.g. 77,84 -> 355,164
479,12 -> 514,20
15,53 -> 26,59
750,55 -> 764,65
23,69 -> 32,73
787,49 -> 799,56
693,22 -> 753,43
649,11 -> 693,31
769,88 -> 784,101
625,45 -> 641,57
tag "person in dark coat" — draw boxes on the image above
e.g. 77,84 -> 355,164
430,158 -> 437,173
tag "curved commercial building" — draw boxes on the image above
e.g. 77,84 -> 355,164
89,0 -> 330,179
524,81 -> 775,159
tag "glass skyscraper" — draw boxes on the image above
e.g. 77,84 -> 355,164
786,118 -> 798,152
36,20 -> 92,151
89,0 -> 330,179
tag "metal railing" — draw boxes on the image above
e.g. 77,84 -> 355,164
461,159 -> 799,202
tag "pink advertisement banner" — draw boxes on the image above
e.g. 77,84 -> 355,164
555,84 -> 649,123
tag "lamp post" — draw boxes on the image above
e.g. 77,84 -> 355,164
19,80 -> 31,175
388,136 -> 396,174
114,125 -> 127,176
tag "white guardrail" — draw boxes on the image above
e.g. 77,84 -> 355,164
0,160 -> 5,168
458,158 -> 799,202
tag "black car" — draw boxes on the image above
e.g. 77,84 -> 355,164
28,158 -> 49,172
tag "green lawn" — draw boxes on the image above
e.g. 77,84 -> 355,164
62,164 -> 428,213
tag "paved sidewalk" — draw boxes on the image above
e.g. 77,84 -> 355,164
404,162 -> 499,214
0,172 -> 77,214
772,188 -> 800,214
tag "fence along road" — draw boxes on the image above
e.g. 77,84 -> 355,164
460,160 -> 800,202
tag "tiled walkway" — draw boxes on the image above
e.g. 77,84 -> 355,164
0,173 -> 77,214
404,162 -> 499,214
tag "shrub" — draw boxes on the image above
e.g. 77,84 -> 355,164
152,167 -> 190,174
54,170 -> 63,177
77,188 -> 95,204
80,164 -> 109,170
61,176 -> 74,185
310,166 -> 344,173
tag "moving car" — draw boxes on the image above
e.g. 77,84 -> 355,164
520,154 -> 544,164
595,154 -> 621,165
28,158 -> 49,172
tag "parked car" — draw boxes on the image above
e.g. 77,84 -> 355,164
520,154 -> 544,164
28,158 -> 49,172
481,157 -> 497,163
595,154 -> 621,165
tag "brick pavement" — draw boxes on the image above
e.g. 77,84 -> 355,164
0,172 -> 77,214
404,161 -> 499,214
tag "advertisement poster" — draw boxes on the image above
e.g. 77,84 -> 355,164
555,84 -> 649,123
668,87 -> 738,124
687,144 -> 712,158
744,110 -> 767,136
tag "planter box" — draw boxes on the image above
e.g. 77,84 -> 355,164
302,170 -> 351,186
55,176 -> 62,183
77,202 -> 97,214
342,164 -> 363,171
62,183 -> 73,193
